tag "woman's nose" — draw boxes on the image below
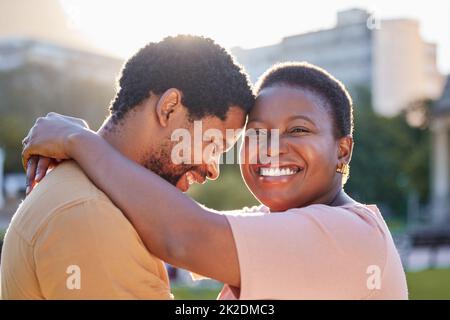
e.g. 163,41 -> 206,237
266,132 -> 287,158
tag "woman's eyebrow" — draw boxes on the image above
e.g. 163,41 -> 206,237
286,114 -> 316,125
247,115 -> 317,127
246,119 -> 266,124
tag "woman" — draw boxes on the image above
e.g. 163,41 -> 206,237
22,62 -> 408,299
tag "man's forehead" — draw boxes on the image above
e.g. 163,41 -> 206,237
225,105 -> 247,123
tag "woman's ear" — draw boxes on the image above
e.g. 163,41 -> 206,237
337,135 -> 354,164
155,88 -> 182,128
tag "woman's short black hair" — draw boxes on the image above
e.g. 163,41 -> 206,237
255,62 -> 354,138
110,35 -> 255,123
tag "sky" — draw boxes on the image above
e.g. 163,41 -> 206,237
60,0 -> 450,74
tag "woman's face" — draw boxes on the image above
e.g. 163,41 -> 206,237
240,85 -> 347,212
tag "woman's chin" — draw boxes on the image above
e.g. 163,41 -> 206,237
256,194 -> 301,213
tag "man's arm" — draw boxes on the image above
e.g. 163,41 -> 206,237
34,198 -> 172,299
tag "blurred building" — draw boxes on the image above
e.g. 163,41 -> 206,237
0,38 -> 122,83
0,37 -> 124,179
0,0 -> 101,55
430,75 -> 450,224
0,0 -> 125,127
232,8 -> 444,117
0,37 -> 123,124
374,19 -> 444,116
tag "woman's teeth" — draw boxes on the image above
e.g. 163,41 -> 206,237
259,167 -> 299,177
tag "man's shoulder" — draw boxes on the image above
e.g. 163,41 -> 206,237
8,161 -> 117,245
36,160 -> 105,200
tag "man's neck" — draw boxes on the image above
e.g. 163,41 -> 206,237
97,117 -> 145,165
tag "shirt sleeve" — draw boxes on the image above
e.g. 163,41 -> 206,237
33,198 -> 172,299
225,204 -> 387,300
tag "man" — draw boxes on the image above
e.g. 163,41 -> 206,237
0,35 -> 254,299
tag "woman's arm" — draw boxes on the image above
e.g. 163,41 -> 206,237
23,114 -> 240,287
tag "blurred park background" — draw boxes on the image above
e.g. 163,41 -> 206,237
0,0 -> 450,299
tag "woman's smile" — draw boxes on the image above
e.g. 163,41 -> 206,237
250,163 -> 305,184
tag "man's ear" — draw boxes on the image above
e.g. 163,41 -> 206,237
155,88 -> 182,128
337,135 -> 354,164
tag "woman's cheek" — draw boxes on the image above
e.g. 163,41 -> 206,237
298,138 -> 330,163
303,140 -> 338,188
240,136 -> 261,166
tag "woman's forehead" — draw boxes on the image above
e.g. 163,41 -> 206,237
250,86 -> 330,123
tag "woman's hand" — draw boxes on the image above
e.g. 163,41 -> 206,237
25,156 -> 60,195
22,112 -> 91,194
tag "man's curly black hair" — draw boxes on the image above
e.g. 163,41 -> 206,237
109,35 -> 255,123
255,62 -> 354,138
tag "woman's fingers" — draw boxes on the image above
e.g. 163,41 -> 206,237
25,156 -> 59,196
21,113 -> 90,179
22,136 -> 36,171
35,157 -> 52,182
26,156 -> 38,195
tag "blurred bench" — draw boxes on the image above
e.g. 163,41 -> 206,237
409,226 -> 450,268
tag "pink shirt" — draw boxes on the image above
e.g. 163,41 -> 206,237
218,203 -> 408,300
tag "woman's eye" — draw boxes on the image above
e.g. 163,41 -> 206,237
246,128 -> 268,137
289,127 -> 309,134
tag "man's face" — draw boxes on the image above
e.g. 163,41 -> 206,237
142,106 -> 246,192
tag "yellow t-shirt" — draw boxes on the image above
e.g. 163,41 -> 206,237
1,161 -> 172,299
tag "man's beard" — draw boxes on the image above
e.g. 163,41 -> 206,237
141,143 -> 196,186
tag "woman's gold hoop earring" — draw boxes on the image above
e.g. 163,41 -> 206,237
336,163 -> 349,175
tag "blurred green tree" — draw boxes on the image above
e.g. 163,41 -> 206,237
345,88 -> 430,217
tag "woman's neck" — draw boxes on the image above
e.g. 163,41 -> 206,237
328,189 -> 357,207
